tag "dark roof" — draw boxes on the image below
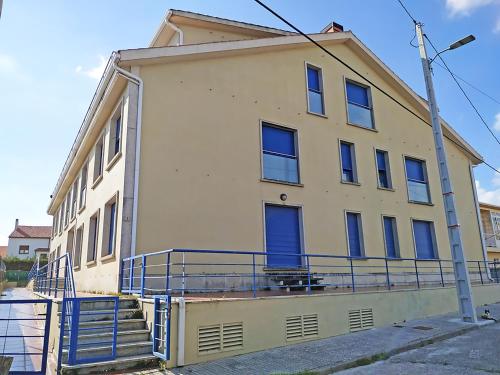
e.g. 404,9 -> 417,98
9,226 -> 52,239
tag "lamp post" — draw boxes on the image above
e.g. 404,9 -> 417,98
415,23 -> 477,323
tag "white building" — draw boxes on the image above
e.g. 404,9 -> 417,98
7,219 -> 51,259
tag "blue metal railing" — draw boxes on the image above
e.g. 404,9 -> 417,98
57,296 -> 119,370
27,259 -> 39,281
0,259 -> 5,284
120,249 -> 497,298
33,253 -> 76,299
0,299 -> 52,375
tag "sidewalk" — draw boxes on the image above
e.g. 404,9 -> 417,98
138,303 -> 500,375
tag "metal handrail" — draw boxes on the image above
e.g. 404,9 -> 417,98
34,253 -> 76,299
120,248 -> 496,298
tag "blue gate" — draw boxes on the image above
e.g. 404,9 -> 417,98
0,299 -> 52,375
58,296 -> 119,370
152,296 -> 171,360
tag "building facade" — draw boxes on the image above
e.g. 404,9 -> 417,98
47,10 -> 487,293
7,219 -> 51,259
479,202 -> 500,262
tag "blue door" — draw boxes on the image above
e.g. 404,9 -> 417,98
265,205 -> 302,268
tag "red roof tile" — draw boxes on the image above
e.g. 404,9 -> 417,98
9,226 -> 52,239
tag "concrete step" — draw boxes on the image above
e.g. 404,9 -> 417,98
62,329 -> 151,346
61,341 -> 152,363
60,354 -> 158,375
56,298 -> 139,312
59,318 -> 148,333
58,308 -> 143,322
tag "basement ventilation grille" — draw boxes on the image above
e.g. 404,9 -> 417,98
348,308 -> 374,332
286,314 -> 319,341
198,322 -> 243,355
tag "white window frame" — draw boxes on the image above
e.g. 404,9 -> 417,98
305,62 -> 326,117
343,77 -> 376,130
374,148 -> 393,190
338,139 -> 359,184
403,155 -> 432,205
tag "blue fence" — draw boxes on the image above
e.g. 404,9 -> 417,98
0,299 -> 52,375
33,254 -> 76,299
120,249 -> 497,298
58,296 -> 119,370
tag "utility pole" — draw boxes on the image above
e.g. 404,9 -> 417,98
415,22 -> 477,323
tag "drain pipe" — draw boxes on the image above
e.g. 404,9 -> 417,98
469,162 -> 493,281
176,297 -> 186,366
167,21 -> 184,46
112,52 -> 143,257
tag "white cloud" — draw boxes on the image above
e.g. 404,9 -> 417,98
476,171 -> 500,205
75,55 -> 107,80
495,17 -> 500,33
494,113 -> 500,131
446,0 -> 496,15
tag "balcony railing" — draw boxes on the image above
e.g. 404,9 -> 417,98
120,249 -> 498,298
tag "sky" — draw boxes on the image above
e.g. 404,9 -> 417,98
0,0 -> 499,244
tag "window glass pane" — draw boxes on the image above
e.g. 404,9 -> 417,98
347,213 -> 362,257
348,103 -> 373,128
115,116 -> 121,154
308,91 -> 324,114
408,181 -> 430,202
413,220 -> 436,259
384,217 -> 398,258
263,153 -> 299,183
346,82 -> 369,107
341,143 -> 352,169
376,151 -> 386,171
307,67 -> 320,91
405,158 -> 425,181
262,125 -> 295,156
108,203 -> 116,254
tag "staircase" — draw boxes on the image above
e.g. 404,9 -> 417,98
57,297 -> 159,374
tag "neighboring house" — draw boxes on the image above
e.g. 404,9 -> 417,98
47,9 -> 487,293
479,202 -> 500,262
7,219 -> 51,259
0,246 -> 6,258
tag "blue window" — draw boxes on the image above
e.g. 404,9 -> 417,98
265,205 -> 302,268
346,81 -> 374,129
383,216 -> 399,258
346,212 -> 364,257
262,124 -> 299,184
376,150 -> 391,189
306,65 -> 324,115
340,141 -> 357,183
412,220 -> 437,259
114,116 -> 121,155
107,202 -> 117,255
405,157 -> 430,203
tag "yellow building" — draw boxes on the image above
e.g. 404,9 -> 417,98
47,9 -> 487,294
479,202 -> 500,263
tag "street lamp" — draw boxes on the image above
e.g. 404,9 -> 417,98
429,34 -> 476,64
415,23 -> 478,323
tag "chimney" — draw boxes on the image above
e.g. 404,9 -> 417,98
15,218 -> 19,228
321,21 -> 344,34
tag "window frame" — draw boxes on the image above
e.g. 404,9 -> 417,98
92,134 -> 105,187
70,178 -> 78,221
338,140 -> 359,185
374,148 -> 393,190
87,209 -> 100,265
101,192 -> 119,259
74,224 -> 84,270
344,210 -> 365,258
18,245 -> 29,255
305,62 -> 326,117
403,155 -> 432,205
381,215 -> 400,259
411,218 -> 439,260
107,100 -> 124,169
79,162 -> 88,213
64,192 -> 71,229
344,77 -> 376,130
260,120 -> 302,186
66,226 -> 75,262
58,206 -> 63,235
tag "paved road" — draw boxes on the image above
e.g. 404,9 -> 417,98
338,321 -> 500,375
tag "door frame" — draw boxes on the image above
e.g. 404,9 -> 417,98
262,201 -> 306,268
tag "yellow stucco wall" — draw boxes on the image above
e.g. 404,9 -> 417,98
152,284 -> 500,367
134,42 -> 484,268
